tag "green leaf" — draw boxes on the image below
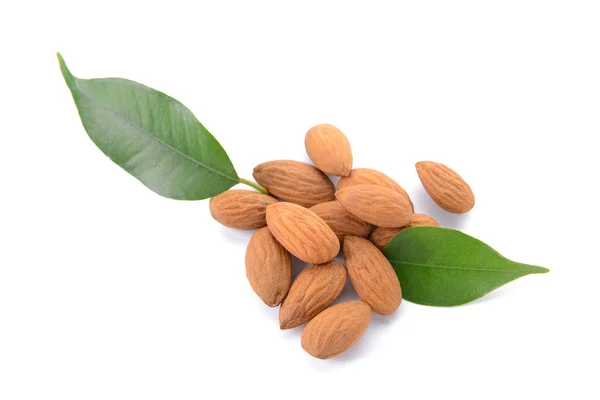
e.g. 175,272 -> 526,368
383,227 -> 549,306
58,53 -> 239,200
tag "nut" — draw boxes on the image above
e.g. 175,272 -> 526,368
305,123 -> 353,176
279,260 -> 347,329
301,301 -> 371,359
209,190 -> 277,229
343,236 -> 402,315
245,227 -> 292,307
336,184 -> 412,228
266,202 -> 340,264
415,161 -> 475,213
338,168 -> 414,211
253,160 -> 335,207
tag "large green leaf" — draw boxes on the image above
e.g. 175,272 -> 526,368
383,227 -> 549,306
58,53 -> 239,200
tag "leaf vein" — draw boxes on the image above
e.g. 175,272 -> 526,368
388,261 -> 535,273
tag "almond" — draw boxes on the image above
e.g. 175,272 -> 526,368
305,124 -> 353,176
343,236 -> 401,315
309,201 -> 371,244
369,214 -> 440,250
279,260 -> 347,329
416,161 -> 475,213
301,301 -> 371,359
338,168 -> 414,211
245,227 -> 292,307
209,190 -> 277,230
336,184 -> 412,228
266,202 -> 339,264
253,160 -> 335,207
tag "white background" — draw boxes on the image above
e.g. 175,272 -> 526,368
1,1 -> 599,399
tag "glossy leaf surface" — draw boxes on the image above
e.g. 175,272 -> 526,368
384,227 -> 549,306
58,54 -> 238,200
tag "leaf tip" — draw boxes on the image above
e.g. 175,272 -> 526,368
525,264 -> 549,274
57,52 -> 76,86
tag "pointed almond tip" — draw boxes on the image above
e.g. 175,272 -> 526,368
279,320 -> 291,330
279,314 -> 295,330
279,304 -> 305,329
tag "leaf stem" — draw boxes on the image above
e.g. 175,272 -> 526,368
239,177 -> 268,194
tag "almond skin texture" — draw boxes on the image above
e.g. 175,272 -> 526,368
305,124 -> 353,176
253,160 -> 335,207
301,301 -> 371,359
338,168 -> 414,211
416,161 -> 475,213
245,227 -> 292,307
266,202 -> 340,264
336,184 -> 412,228
369,214 -> 440,251
209,190 -> 278,230
343,236 -> 402,315
309,201 -> 371,244
279,260 -> 347,330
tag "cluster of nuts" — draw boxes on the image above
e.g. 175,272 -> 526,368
209,124 -> 474,359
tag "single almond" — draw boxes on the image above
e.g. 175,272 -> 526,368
209,190 -> 277,230
245,227 -> 292,307
253,160 -> 335,207
338,168 -> 414,211
343,236 -> 402,315
369,214 -> 440,251
301,301 -> 371,359
279,260 -> 347,329
266,202 -> 340,264
305,124 -> 353,176
336,184 -> 412,228
309,201 -> 371,244
416,161 -> 475,213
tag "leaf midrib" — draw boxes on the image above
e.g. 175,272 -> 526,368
76,79 -> 239,184
388,260 -> 538,273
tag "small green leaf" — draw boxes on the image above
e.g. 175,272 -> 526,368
383,227 -> 549,306
58,53 -> 239,200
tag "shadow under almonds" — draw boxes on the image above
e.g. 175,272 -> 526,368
411,186 -> 471,230
291,256 -> 307,280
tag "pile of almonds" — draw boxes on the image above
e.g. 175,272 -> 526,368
209,123 -> 475,359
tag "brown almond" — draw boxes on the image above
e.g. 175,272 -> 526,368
416,161 -> 475,213
245,227 -> 292,307
338,168 -> 414,211
253,160 -> 335,207
266,202 -> 340,264
309,201 -> 371,244
279,260 -> 347,329
369,214 -> 440,251
336,184 -> 412,228
305,124 -> 353,176
209,190 -> 277,230
301,301 -> 371,359
343,236 -> 401,315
